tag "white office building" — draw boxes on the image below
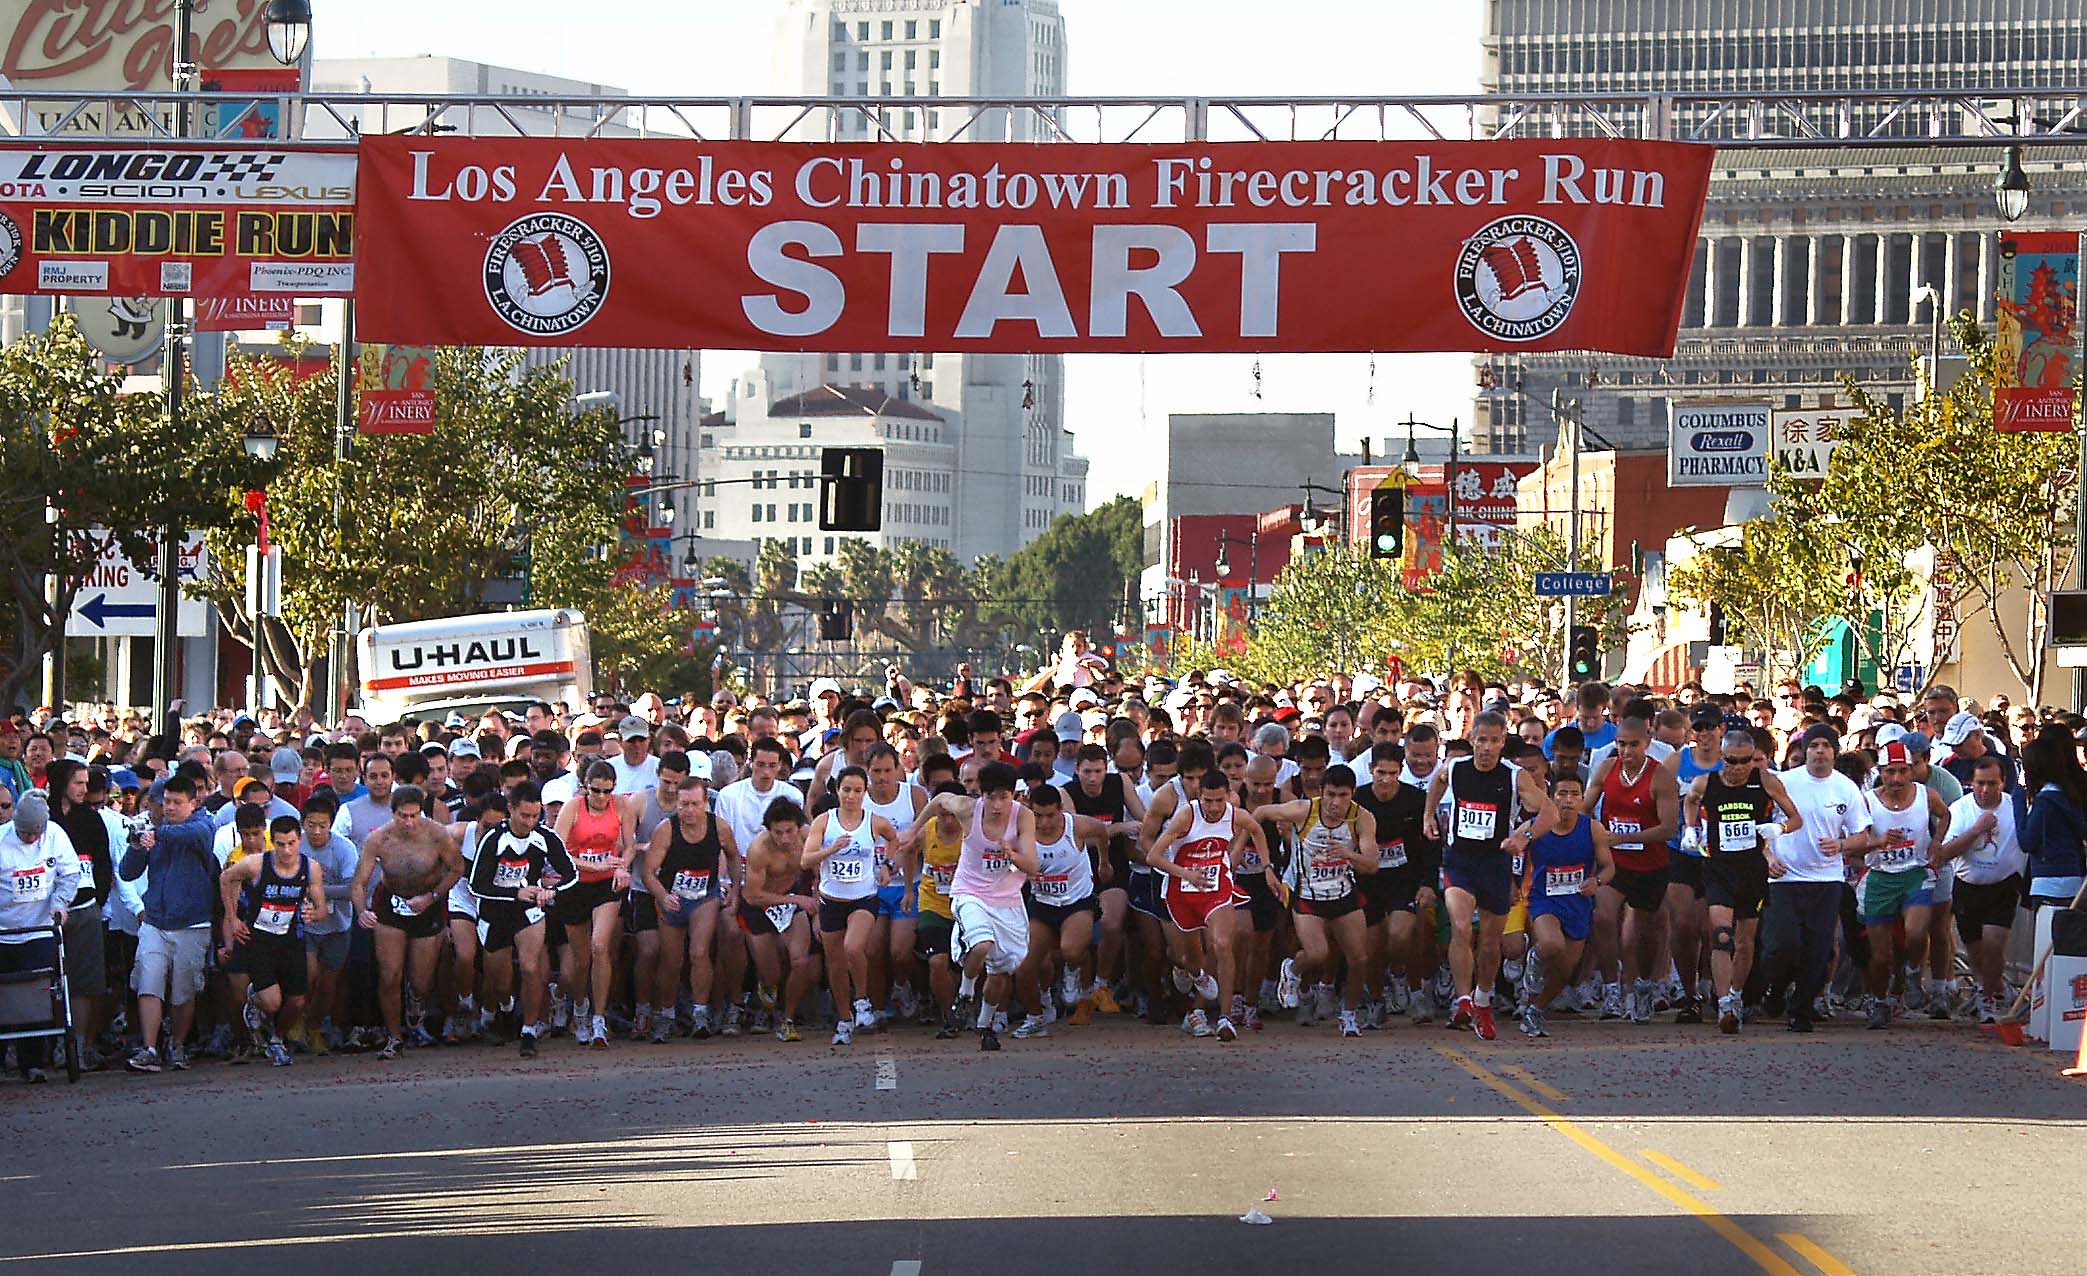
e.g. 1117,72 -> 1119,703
759,0 -> 1087,563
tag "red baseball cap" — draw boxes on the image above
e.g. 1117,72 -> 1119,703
1879,741 -> 1913,768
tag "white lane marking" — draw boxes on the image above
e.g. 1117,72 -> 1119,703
875,1056 -> 898,1091
887,1140 -> 919,1181
890,1263 -> 923,1276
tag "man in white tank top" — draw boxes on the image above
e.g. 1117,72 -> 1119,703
949,761 -> 1041,1051
1856,741 -> 1949,1029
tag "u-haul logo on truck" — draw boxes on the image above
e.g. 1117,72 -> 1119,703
388,636 -> 546,671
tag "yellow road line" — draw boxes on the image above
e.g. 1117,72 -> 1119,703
1436,1046 -> 1798,1276
1501,1064 -> 1568,1102
1778,1233 -> 1856,1276
1638,1148 -> 1724,1192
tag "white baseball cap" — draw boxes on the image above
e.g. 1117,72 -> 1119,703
1939,711 -> 1982,747
809,678 -> 844,700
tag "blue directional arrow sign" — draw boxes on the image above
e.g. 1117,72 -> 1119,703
1534,571 -> 1614,598
76,593 -> 157,630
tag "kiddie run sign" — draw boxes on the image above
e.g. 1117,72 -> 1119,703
354,136 -> 1714,355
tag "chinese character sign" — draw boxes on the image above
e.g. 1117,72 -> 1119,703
1768,408 -> 1843,480
1994,231 -> 2078,432
1449,461 -> 1534,549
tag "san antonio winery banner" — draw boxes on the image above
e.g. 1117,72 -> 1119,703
354,136 -> 1714,354
0,143 -> 355,297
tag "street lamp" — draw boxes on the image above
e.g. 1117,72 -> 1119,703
242,417 -> 280,462
1214,531 -> 1260,622
264,0 -> 313,65
1994,145 -> 2030,222
1401,415 -> 1461,546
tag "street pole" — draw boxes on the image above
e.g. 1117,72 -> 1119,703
152,0 -> 196,734
1447,417 -> 1460,548
1557,389 -> 1583,688
2076,416 -> 2086,713
330,294 -> 356,725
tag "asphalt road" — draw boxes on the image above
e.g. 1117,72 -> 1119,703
5,1012 -> 2082,1276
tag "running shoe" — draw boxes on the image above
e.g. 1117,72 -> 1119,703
720,1004 -> 744,1037
1867,1000 -> 1891,1030
1216,1017 -> 1238,1042
832,1020 -> 855,1046
1410,986 -> 1437,1024
1243,1005 -> 1263,1031
243,989 -> 268,1036
1276,958 -> 1302,1008
935,1010 -> 961,1040
572,1015 -> 594,1046
1977,994 -> 1998,1026
409,1024 -> 437,1049
1339,1010 -> 1361,1038
853,999 -> 879,1032
377,1036 -> 404,1061
1067,998 -> 1094,1026
1519,1005 -> 1548,1038
1184,1009 -> 1213,1038
1040,998 -> 1058,1026
1060,969 -> 1083,1006
1673,997 -> 1703,1026
1194,970 -> 1220,1002
1313,983 -> 1339,1023
629,1010 -> 652,1042
1089,984 -> 1123,1015
518,1032 -> 539,1059
1012,1014 -> 1051,1039
589,1015 -> 609,1049
992,1010 -> 1009,1033
1387,981 -> 1412,1016
1448,995 -> 1474,1029
1787,1013 -> 1814,1034
125,1046 -> 162,1074
1718,994 -> 1740,1035
266,1039 -> 292,1067
168,1043 -> 192,1070
650,1017 -> 673,1044
776,1018 -> 802,1043
979,1026 -> 1001,1051
1630,979 -> 1654,1025
1926,992 -> 1953,1021
1473,1003 -> 1497,1041
1600,983 -> 1625,1020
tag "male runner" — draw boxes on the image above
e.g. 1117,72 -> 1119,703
1759,725 -> 1872,1032
1857,742 -> 1948,1029
1354,742 -> 1435,1024
1683,730 -> 1802,1034
1581,718 -> 1681,1023
1516,775 -> 1613,1038
895,785 -> 976,1038
1662,704 -> 1726,1023
468,783 -> 578,1058
1253,765 -> 1378,1037
1013,784 -> 1110,1038
349,785 -> 467,1060
641,779 -> 738,1042
218,815 -> 328,1066
1935,755 -> 2028,1024
1153,769 -> 1264,1040
1424,713 -> 1555,1040
739,800 -> 822,1042
1059,743 -> 1144,1017
950,761 -> 1041,1051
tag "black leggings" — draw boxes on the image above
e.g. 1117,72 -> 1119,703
1756,882 -> 1840,1017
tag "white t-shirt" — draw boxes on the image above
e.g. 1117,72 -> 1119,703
609,753 -> 661,796
1772,767 -> 1873,884
1586,737 -> 1676,779
714,777 -> 805,863
1943,792 -> 2026,886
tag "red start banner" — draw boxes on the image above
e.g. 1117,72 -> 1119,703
0,143 -> 356,297
354,136 -> 1714,355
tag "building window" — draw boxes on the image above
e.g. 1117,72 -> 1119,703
750,505 -> 762,523
800,422 -> 813,439
850,353 -> 863,371
831,81 -> 844,96
858,51 -> 869,71
905,50 -> 916,69
833,22 -> 847,41
833,52 -> 846,70
703,511 -> 715,530
905,19 -> 917,39
881,50 -> 893,69
930,50 -> 941,70
873,353 -> 886,370
920,380 -> 932,398
930,19 -> 941,37
825,537 -> 836,555
857,21 -> 868,38
881,20 -> 893,39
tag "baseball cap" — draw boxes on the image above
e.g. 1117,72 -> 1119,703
1068,688 -> 1101,709
1875,722 -> 1908,747
109,768 -> 141,792
444,713 -> 468,729
1899,731 -> 1933,755
269,746 -> 303,783
233,775 -> 270,799
1352,673 -> 1382,696
1688,704 -> 1725,730
1939,711 -> 1982,747
618,716 -> 651,741
809,678 -> 844,700
449,738 -> 482,759
1053,711 -> 1084,743
1879,741 -> 1914,768
683,750 -> 715,782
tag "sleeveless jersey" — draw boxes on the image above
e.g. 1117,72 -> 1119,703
1134,775 -> 1189,877
1065,772 -> 1133,873
950,798 -> 1026,906
1445,757 -> 1518,857
1671,747 -> 1721,856
1701,770 -> 1774,855
1600,756 -> 1667,871
245,852 -> 310,941
917,813 -> 963,920
817,808 -> 879,901
1028,817 -> 1095,905
659,813 -> 723,902
568,800 -> 623,882
633,788 -> 674,846
1865,783 -> 1932,873
1296,798 -> 1362,900
1169,800 -> 1237,897
1354,782 -> 1421,873
867,785 -> 920,883
1527,815 -> 1597,898
1236,784 -> 1283,876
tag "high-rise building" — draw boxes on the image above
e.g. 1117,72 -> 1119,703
1473,1 -> 2087,454
754,0 -> 1088,563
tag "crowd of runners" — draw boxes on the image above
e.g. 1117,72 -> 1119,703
4,630 -> 2084,1078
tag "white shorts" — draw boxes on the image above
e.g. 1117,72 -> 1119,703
1930,857 -> 1956,904
951,896 -> 1029,975
447,875 -> 480,921
133,924 -> 210,1006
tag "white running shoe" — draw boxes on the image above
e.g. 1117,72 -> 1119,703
853,999 -> 878,1032
1193,970 -> 1220,1002
1061,969 -> 1083,1006
1215,1016 -> 1238,1042
833,1019 -> 855,1045
1276,959 -> 1302,1009
1013,1013 -> 1051,1039
1339,1010 -> 1361,1038
1184,1009 -> 1213,1038
1313,983 -> 1339,1022
1171,966 -> 1194,994
573,1015 -> 594,1045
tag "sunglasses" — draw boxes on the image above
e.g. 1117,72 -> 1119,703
1720,755 -> 1753,766
588,785 -> 616,796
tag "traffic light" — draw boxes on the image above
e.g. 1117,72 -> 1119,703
1568,625 -> 1600,681
820,447 -> 884,532
1368,485 -> 1405,559
818,598 -> 853,642
1706,602 -> 1727,646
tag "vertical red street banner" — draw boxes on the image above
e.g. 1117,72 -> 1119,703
353,136 -> 1714,355
1403,485 -> 1450,590
1994,230 -> 2078,432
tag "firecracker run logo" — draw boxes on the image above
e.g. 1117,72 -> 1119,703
0,211 -> 21,277
1454,215 -> 1582,342
483,211 -> 610,337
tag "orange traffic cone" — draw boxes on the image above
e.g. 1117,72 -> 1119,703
2064,1030 -> 2086,1078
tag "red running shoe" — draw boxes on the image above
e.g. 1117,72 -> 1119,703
1473,1003 -> 1497,1041
1449,995 -> 1474,1029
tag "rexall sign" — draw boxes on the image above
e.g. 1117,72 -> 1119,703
1669,402 -> 1769,488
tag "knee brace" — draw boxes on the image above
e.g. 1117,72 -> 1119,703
1711,924 -> 1736,955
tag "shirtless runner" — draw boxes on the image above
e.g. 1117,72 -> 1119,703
738,797 -> 822,1042
350,785 -> 467,1060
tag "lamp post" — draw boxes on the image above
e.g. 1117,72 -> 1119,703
1214,531 -> 1260,623
1400,415 -> 1462,546
1299,481 -> 1346,545
1994,145 -> 2029,223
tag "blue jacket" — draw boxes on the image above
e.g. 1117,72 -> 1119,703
2021,782 -> 2087,883
118,810 -> 219,931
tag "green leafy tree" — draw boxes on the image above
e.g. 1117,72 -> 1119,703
997,496 -> 1143,640
1225,544 -> 1404,683
0,317 -> 259,706
1395,527 -> 1627,682
187,345 -> 630,708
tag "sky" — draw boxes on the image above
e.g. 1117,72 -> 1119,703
313,0 -> 1488,506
